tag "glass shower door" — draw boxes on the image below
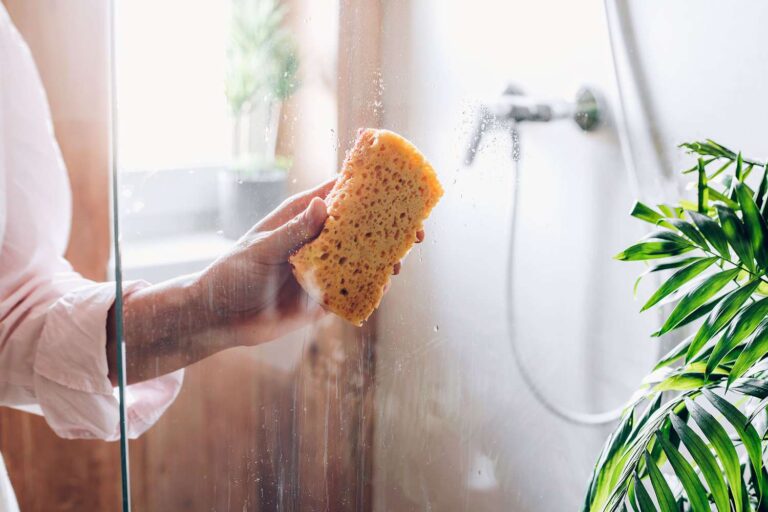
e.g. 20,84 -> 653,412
111,0 -> 660,510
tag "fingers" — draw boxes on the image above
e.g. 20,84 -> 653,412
255,177 -> 337,232
392,230 -> 426,274
260,197 -> 328,263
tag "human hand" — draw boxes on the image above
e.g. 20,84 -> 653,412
198,178 -> 336,345
197,178 -> 424,346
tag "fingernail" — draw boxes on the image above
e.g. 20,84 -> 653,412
306,197 -> 328,227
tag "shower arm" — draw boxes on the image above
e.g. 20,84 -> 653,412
464,84 -> 603,165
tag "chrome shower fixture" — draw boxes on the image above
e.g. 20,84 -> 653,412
464,84 -> 604,165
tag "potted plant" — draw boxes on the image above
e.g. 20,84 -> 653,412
219,0 -> 299,238
584,140 -> 768,511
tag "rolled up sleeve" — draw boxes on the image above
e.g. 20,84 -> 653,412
1,275 -> 183,441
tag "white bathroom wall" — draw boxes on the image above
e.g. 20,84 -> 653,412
614,0 -> 768,180
373,0 -> 660,510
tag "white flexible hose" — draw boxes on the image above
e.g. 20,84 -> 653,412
504,154 -> 625,425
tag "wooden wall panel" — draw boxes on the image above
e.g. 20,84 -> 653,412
127,325 -> 375,511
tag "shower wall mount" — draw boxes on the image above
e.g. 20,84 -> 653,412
464,84 -> 605,165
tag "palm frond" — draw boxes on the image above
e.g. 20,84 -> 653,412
584,141 -> 768,511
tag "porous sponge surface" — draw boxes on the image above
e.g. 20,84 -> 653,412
289,128 -> 443,326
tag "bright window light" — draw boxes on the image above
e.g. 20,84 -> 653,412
115,0 -> 232,171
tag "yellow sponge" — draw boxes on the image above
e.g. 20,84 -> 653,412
289,128 -> 443,326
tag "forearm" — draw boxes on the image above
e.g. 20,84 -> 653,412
104,180 -> 337,387
106,273 -> 231,386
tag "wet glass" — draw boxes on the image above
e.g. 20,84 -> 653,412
108,0 -> 683,510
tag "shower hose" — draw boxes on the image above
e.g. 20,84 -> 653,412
504,158 -> 625,425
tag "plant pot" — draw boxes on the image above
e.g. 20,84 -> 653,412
218,169 -> 287,239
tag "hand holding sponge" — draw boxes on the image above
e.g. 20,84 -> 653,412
289,129 -> 443,326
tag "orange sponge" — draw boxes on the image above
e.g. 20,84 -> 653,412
289,128 -> 443,326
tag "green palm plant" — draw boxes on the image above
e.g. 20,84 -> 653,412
225,0 -> 298,170
584,140 -> 768,511
225,0 -> 298,115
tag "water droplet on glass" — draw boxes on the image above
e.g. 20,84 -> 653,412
291,178 -> 297,184
216,230 -> 224,236
236,179 -> 244,185
433,325 -> 439,332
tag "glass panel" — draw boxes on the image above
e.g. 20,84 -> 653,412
106,1 -> 766,511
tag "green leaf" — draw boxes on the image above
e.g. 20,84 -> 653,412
747,396 -> 768,425
736,181 -> 768,269
626,479 -> 639,512
687,399 -> 743,512
756,163 -> 768,209
670,413 -> 730,512
703,389 -> 764,498
657,268 -> 740,336
631,202 -> 667,226
583,412 -> 634,511
647,231 -> 695,244
666,218 -> 710,249
643,452 -> 676,512
688,210 -> 730,259
631,395 -> 662,439
706,297 -> 768,376
654,335 -> 693,370
641,257 -> 718,311
632,473 -> 657,512
716,205 -> 755,271
743,163 -> 756,181
653,373 -> 707,392
675,295 -> 727,329
658,204 -> 682,218
729,319 -> 768,383
731,377 -> 768,399
680,140 -> 736,160
644,257 -> 707,274
633,257 -> 711,296
687,279 -> 761,360
708,186 -> 741,209
683,156 -> 717,174
615,239 -> 694,261
657,433 -> 710,512
710,159 -> 734,180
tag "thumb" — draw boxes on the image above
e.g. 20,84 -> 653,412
262,197 -> 328,262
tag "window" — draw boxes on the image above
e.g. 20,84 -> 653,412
115,0 -> 232,172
